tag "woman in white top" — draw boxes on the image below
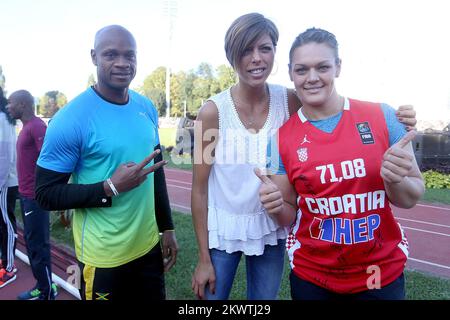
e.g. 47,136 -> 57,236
190,13 -> 417,300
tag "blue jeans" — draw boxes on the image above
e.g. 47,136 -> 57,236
20,196 -> 53,299
205,239 -> 286,300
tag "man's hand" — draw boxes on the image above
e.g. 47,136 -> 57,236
104,149 -> 167,196
161,230 -> 178,272
396,105 -> 417,131
381,131 -> 416,184
254,168 -> 284,217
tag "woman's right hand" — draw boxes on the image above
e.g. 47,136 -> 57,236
255,168 -> 284,217
192,261 -> 216,299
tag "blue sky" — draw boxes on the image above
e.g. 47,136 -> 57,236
1,0 -> 449,121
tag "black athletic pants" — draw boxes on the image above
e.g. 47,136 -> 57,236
0,186 -> 18,272
78,242 -> 166,300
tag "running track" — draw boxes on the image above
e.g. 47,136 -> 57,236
165,168 -> 450,279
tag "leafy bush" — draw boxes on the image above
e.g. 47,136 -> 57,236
422,170 -> 450,189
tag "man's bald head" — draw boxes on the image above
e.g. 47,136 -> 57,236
10,90 -> 35,107
7,90 -> 35,120
93,25 -> 136,51
90,25 -> 138,100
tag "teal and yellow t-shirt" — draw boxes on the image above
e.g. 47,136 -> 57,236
38,88 -> 160,268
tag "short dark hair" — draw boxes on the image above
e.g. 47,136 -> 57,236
225,13 -> 279,69
289,27 -> 340,69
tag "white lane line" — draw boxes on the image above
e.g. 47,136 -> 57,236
402,226 -> 450,237
396,217 -> 450,229
167,183 -> 192,191
417,203 -> 450,211
408,257 -> 450,270
171,203 -> 191,211
166,178 -> 192,186
16,249 -> 81,300
165,168 -> 192,175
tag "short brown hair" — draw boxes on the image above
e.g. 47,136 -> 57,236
289,27 -> 340,69
224,13 -> 279,69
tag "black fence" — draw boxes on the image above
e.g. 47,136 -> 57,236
413,127 -> 450,174
174,117 -> 195,156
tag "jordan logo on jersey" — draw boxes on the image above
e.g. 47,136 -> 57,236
301,134 -> 311,145
356,122 -> 375,144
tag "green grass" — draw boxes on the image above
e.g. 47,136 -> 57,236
158,127 -> 193,171
159,127 -> 176,148
162,150 -> 193,171
167,212 -> 450,300
49,211 -> 75,249
14,204 -> 450,300
422,188 -> 450,205
406,270 -> 450,300
164,210 -> 288,300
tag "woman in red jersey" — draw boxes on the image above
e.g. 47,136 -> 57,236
257,27 -> 424,300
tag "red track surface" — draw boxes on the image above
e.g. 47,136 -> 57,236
165,168 -> 450,279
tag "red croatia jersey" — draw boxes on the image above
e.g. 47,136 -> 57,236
278,98 -> 408,294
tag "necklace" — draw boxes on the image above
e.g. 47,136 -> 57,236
246,113 -> 256,126
231,85 -> 270,127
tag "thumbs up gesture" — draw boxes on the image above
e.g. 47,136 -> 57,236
381,130 -> 416,184
254,168 -> 284,217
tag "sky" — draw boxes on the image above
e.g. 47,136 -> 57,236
1,0 -> 449,121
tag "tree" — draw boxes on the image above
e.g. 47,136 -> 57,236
197,62 -> 214,79
138,62 -> 235,117
215,64 -> 236,92
170,71 -> 187,117
141,66 -> 167,93
183,70 -> 198,115
38,91 -> 68,117
147,88 -> 167,116
192,63 -> 214,112
139,67 -> 167,115
56,91 -> 68,107
87,73 -> 96,87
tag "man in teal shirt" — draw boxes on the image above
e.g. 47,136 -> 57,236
36,25 -> 178,300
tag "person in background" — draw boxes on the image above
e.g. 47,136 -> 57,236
35,25 -> 178,300
257,27 -> 424,300
191,13 -> 418,300
0,87 -> 19,288
6,89 -> 57,299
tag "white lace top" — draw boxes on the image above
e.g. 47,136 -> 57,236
207,83 -> 290,255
